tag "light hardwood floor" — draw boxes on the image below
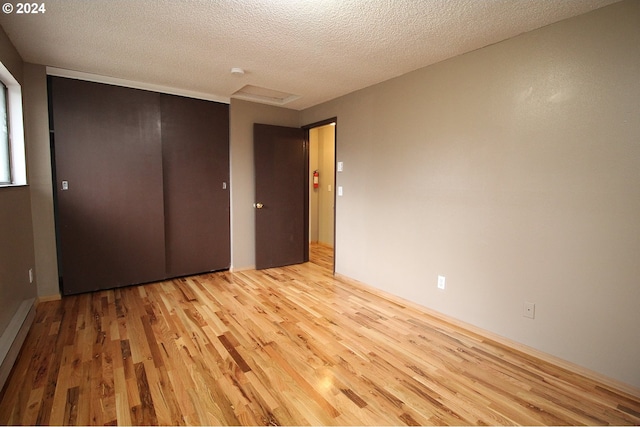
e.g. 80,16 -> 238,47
1,244 -> 639,425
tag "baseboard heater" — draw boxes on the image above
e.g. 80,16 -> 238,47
0,298 -> 36,390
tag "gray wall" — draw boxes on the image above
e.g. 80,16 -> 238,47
301,0 -> 640,388
4,0 -> 639,390
0,27 -> 37,340
229,99 -> 299,270
24,63 -> 58,298
0,188 -> 36,330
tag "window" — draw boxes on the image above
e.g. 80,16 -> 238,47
0,61 -> 26,186
0,81 -> 10,184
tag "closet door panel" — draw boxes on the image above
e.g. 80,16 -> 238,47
51,77 -> 166,295
161,94 -> 230,276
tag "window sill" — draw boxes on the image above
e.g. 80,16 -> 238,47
0,183 -> 29,189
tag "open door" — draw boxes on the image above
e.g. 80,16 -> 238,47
254,124 -> 308,269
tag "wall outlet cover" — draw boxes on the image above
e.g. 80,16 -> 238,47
524,301 -> 535,319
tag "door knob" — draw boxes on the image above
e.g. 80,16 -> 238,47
255,202 -> 264,209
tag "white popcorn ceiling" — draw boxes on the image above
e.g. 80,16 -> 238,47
0,0 -> 621,110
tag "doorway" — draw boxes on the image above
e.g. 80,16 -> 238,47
308,121 -> 336,271
252,119 -> 336,272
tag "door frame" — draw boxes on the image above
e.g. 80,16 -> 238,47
302,117 -> 337,273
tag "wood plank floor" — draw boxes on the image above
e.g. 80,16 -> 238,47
1,244 -> 639,425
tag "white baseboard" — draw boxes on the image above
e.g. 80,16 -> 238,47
230,265 -> 256,273
0,298 -> 36,391
37,294 -> 61,303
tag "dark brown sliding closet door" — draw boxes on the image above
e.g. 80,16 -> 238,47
51,77 -> 166,295
161,94 -> 230,276
51,77 -> 231,295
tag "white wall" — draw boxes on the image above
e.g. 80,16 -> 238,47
301,0 -> 640,388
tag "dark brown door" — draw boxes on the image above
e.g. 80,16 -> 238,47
161,94 -> 230,276
51,77 -> 166,295
254,124 -> 308,269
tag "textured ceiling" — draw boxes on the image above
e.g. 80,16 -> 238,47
0,0 -> 621,110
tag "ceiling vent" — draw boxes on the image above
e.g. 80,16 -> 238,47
232,85 -> 300,106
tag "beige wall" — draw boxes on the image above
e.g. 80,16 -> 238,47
24,63 -> 59,298
0,27 -> 36,340
301,0 -> 640,388
309,124 -> 335,246
0,25 -> 22,84
229,99 -> 299,270
3,0 -> 638,390
0,188 -> 36,330
317,125 -> 335,246
309,127 -> 320,242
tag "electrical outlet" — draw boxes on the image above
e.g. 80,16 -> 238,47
28,268 -> 34,284
437,275 -> 446,290
523,301 -> 535,319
